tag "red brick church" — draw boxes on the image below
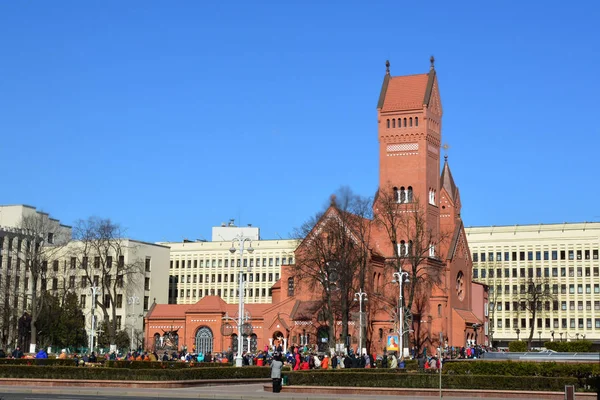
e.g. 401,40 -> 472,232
144,58 -> 488,357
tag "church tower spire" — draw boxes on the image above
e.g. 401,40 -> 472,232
376,58 -> 443,236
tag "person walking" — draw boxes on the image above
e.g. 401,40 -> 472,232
270,352 -> 283,393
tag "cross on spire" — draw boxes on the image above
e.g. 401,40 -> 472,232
442,143 -> 450,161
385,60 -> 390,75
430,55 -> 435,70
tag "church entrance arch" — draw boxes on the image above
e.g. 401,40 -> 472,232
317,326 -> 329,353
195,326 -> 214,356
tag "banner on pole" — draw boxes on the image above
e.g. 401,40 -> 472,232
386,334 -> 399,352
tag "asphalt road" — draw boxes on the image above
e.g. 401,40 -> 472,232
0,384 -> 584,400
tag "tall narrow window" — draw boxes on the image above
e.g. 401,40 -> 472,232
409,117 -> 413,127
287,277 -> 295,297
398,118 -> 402,128
393,187 -> 399,203
387,119 -> 390,128
398,241 -> 406,256
415,117 -> 419,126
392,119 -> 396,128
407,186 -> 413,202
400,186 -> 406,203
403,118 -> 407,126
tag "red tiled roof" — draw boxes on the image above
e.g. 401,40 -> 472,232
290,300 -> 322,320
453,308 -> 481,325
187,296 -> 228,313
381,74 -> 429,112
145,304 -> 191,319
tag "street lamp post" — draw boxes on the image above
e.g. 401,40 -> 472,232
128,295 -> 140,350
392,271 -> 409,358
559,332 -> 563,342
354,289 -> 367,355
538,331 -> 542,349
89,286 -> 100,352
515,328 -> 520,341
229,235 -> 254,367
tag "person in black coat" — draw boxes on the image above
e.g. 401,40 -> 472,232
344,354 -> 353,369
381,354 -> 389,368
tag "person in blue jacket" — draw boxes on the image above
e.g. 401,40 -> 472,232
35,348 -> 48,359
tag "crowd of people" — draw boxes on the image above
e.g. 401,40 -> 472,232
0,342 -> 488,371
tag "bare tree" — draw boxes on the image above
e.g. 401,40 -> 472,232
374,184 -> 451,351
519,276 -> 556,350
71,217 -> 143,349
292,187 -> 374,352
18,213 -> 70,352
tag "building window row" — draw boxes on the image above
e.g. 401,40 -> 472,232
386,117 -> 419,129
179,287 -> 272,299
170,256 -> 293,269
492,317 -> 600,330
473,249 -> 599,263
176,272 -> 279,284
474,266 -> 600,279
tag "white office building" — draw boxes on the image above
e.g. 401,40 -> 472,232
466,222 -> 600,347
161,220 -> 299,305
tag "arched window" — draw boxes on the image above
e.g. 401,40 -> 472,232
392,119 -> 396,128
438,304 -> 442,317
403,118 -> 407,127
373,272 -> 378,290
407,186 -> 413,202
409,117 -> 413,127
387,119 -> 390,128
400,186 -> 406,203
415,117 -> 419,126
378,328 -> 384,342
399,240 -> 406,256
407,240 -> 413,256
231,333 -> 238,353
393,186 -> 399,203
195,326 -> 214,356
429,243 -> 436,258
398,118 -> 401,128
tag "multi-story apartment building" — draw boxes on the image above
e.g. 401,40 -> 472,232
0,205 -> 170,352
54,239 -> 170,348
0,205 -> 72,350
162,220 -> 298,305
466,222 -> 600,348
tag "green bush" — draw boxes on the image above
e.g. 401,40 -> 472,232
544,340 -> 594,352
284,371 -> 581,391
509,341 -> 528,352
0,365 -> 270,381
0,359 -> 80,367
104,361 -> 231,369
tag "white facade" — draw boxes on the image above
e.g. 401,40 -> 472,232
161,227 -> 298,305
54,239 -> 170,349
0,205 -> 72,349
466,222 -> 600,346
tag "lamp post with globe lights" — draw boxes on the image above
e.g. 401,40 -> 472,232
354,289 -> 367,355
229,235 -> 254,367
392,271 -> 409,357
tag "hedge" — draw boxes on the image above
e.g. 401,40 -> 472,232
0,365 -> 270,381
284,371 -> 583,392
545,340 -> 594,352
442,360 -> 600,377
0,359 -> 81,367
508,341 -> 528,352
104,361 -> 231,369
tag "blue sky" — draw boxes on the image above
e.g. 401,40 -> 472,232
1,1 -> 599,242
